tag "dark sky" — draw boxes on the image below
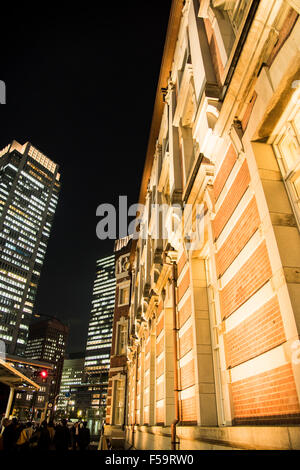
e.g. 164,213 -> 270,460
0,2 -> 172,353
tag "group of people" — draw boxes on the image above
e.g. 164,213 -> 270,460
0,417 -> 91,451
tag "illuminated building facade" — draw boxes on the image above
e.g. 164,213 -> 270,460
25,318 -> 68,403
0,140 -> 60,355
124,0 -> 300,450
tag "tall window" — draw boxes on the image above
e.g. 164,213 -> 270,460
116,322 -> 127,356
118,285 -> 130,306
112,379 -> 125,425
274,108 -> 300,227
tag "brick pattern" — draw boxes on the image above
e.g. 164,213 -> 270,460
156,335 -> 164,357
213,144 -> 237,202
178,295 -> 192,329
241,92 -> 257,132
225,297 -> 286,368
144,355 -> 150,371
156,380 -> 164,401
231,364 -> 300,424
177,268 -> 190,302
178,325 -> 193,359
213,160 -> 250,240
220,241 -> 272,319
144,373 -> 150,389
178,251 -> 188,277
180,396 -> 197,423
156,313 -> 164,338
156,405 -> 164,424
156,358 -> 164,378
216,197 -> 260,277
180,359 -> 195,390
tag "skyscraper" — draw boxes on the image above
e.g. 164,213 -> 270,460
25,318 -> 68,402
57,352 -> 85,413
84,255 -> 116,383
0,140 -> 60,355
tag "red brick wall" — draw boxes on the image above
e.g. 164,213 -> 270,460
225,297 -> 286,368
214,144 -> 237,202
178,295 -> 192,329
156,359 -> 164,378
144,354 -> 150,372
178,251 -> 188,277
156,405 -> 164,424
177,268 -> 190,303
220,241 -> 272,319
156,313 -> 164,338
144,408 -> 149,424
216,197 -> 260,277
178,326 -> 193,359
180,396 -> 197,424
180,359 -> 195,390
213,160 -> 250,240
156,335 -> 164,357
156,380 -> 164,401
157,301 -> 163,317
231,364 -> 300,424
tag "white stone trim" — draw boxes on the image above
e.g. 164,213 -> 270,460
231,344 -> 288,383
214,152 -> 246,214
177,261 -> 189,286
177,286 -> 191,312
180,384 -> 195,400
178,315 -> 192,338
215,188 -> 254,251
179,349 -> 193,368
219,231 -> 264,289
225,282 -> 276,333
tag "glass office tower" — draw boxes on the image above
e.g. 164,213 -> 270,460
85,255 -> 116,382
0,141 -> 60,355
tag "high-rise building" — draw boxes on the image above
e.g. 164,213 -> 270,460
83,254 -> 116,433
0,140 -> 60,355
104,236 -> 132,447
84,254 -> 116,382
57,352 -> 85,412
25,318 -> 68,403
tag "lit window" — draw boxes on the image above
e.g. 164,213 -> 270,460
118,286 -> 129,306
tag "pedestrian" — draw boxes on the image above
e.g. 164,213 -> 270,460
16,422 -> 33,450
78,421 -> 90,451
2,418 -> 17,451
47,420 -> 56,450
37,420 -> 51,451
54,419 -> 71,451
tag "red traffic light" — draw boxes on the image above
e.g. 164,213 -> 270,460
40,370 -> 48,378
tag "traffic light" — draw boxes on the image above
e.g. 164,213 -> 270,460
40,370 -> 48,379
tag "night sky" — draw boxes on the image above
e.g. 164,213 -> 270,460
0,2 -> 172,353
